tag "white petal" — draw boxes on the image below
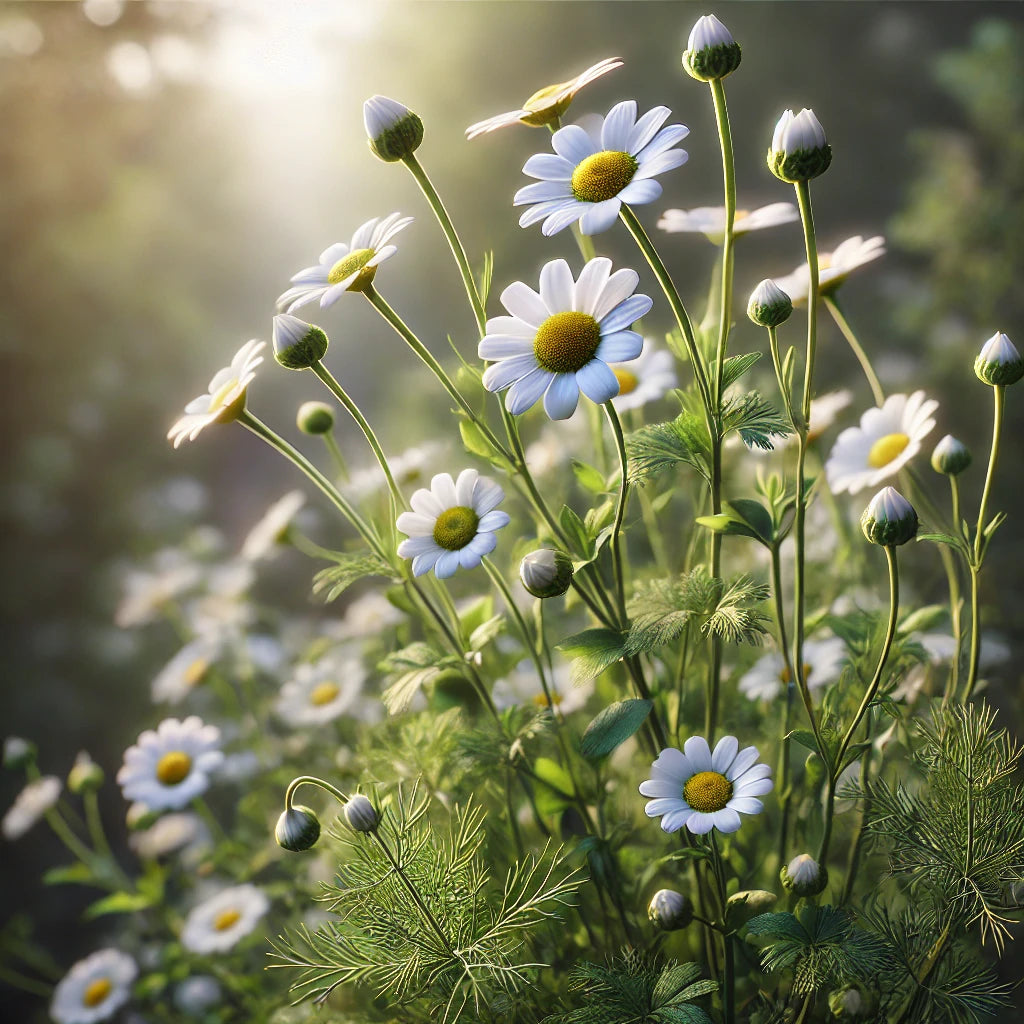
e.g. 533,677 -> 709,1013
396,512 -> 435,536
728,796 -> 764,815
454,468 -> 479,506
648,746 -> 690,782
627,106 -> 671,154
573,257 -> 613,314
542,203 -> 588,236
579,198 -> 622,235
712,735 -> 739,773
539,259 -> 575,313
431,472 -> 458,508
638,778 -> 682,799
472,479 -> 505,515
396,535 -> 436,557
515,180 -> 574,204
544,373 -> 581,419
501,281 -> 549,326
522,152 -> 575,181
318,242 -> 348,265
434,550 -> 462,579
596,331 -> 644,362
591,268 -> 641,321
618,178 -> 662,205
412,550 -> 440,577
711,808 -> 742,833
477,509 -> 510,532
478,336 -> 534,360
684,811 -> 716,834
482,354 -> 539,392
727,746 -> 761,780
410,488 -> 444,517
634,148 -> 689,180
683,736 -> 713,771
645,797 -> 686,818
637,123 -> 690,161
506,367 -> 552,414
601,100 -> 637,151
552,124 -> 598,164
599,291 -> 649,331
576,359 -> 620,404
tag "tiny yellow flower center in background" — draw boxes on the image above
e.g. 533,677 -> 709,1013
571,150 -> 638,203
328,248 -> 376,290
310,681 -> 340,706
683,770 -> 733,813
83,978 -> 112,1007
533,691 -> 563,708
612,367 -> 639,395
779,663 -> 812,685
868,432 -> 910,468
534,311 -> 601,373
734,208 -> 750,221
433,506 -> 480,551
214,908 -> 241,931
156,750 -> 192,786
184,658 -> 209,689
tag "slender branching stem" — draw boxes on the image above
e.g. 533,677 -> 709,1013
823,295 -> 885,406
322,431 -> 350,481
603,403 -> 631,618
709,834 -> 736,1024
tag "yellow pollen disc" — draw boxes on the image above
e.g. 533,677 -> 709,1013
533,691 -> 563,708
612,367 -> 639,395
867,432 -> 910,469
310,681 -> 340,706
779,663 -> 812,685
327,247 -> 376,289
682,770 -> 733,813
155,750 -> 192,786
571,150 -> 638,204
184,658 -> 209,688
214,908 -> 241,931
432,505 -> 480,551
534,310 -> 601,374
83,978 -> 112,1008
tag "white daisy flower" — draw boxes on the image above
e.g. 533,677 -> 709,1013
168,340 -> 264,448
479,257 -> 651,419
396,469 -> 510,579
825,391 -> 938,495
514,100 -> 689,236
773,235 -> 886,307
115,550 -> 203,628
738,637 -> 848,702
151,637 -> 221,704
116,716 -> 223,811
610,340 -> 678,412
2,775 -> 61,840
334,591 -> 404,640
51,949 -> 137,1024
173,975 -> 221,1016
466,57 -> 623,139
240,490 -> 306,561
640,736 -> 773,835
180,883 -> 269,954
129,811 -> 209,860
183,562 -> 257,641
276,213 -> 413,312
275,653 -> 366,726
493,659 -> 592,715
657,202 -> 798,242
348,441 -> 445,499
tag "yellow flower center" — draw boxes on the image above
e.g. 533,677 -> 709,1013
83,978 -> 112,1008
155,750 -> 192,786
533,690 -> 564,708
612,367 -> 639,395
183,658 -> 209,688
432,506 -> 480,551
867,432 -> 910,469
309,681 -> 340,706
534,311 -> 602,374
683,770 -> 733,813
779,663 -> 812,685
214,908 -> 241,931
327,247 -> 376,291
521,81 -> 573,126
208,377 -> 240,413
571,150 -> 638,203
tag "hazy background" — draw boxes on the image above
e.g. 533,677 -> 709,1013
2,0 -> 1023,1012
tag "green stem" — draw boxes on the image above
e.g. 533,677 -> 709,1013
709,834 -> 735,1024
771,544 -> 797,869
603,403 -> 631,618
321,431 -> 350,482
710,76 -> 736,404
43,809 -> 97,871
823,296 -> 885,406
284,775 -> 350,810
767,325 -> 797,428
840,708 -> 874,906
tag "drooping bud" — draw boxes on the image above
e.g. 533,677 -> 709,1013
860,486 -> 918,547
297,400 -> 335,435
780,853 -> 827,897
344,794 -> 379,833
682,14 -> 741,81
3,736 -> 35,770
828,983 -> 878,1020
273,314 -> 328,371
519,549 -> 574,598
767,108 -> 832,182
974,331 -> 1024,386
747,279 -> 793,328
647,888 -> 693,930
275,804 -> 321,852
363,95 -> 424,162
930,435 -> 971,477
67,751 -> 105,794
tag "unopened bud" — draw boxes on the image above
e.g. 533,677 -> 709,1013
273,314 -> 328,371
364,95 -> 424,162
648,888 -> 693,930
3,736 -> 35,770
682,14 -> 741,81
126,802 -> 160,831
747,279 -> 793,328
68,751 -> 105,794
781,853 -> 827,897
297,401 -> 335,435
519,549 -> 574,598
275,804 -> 321,852
344,794 -> 378,833
974,331 -> 1023,386
861,486 -> 918,547
768,108 -> 831,182
930,435 -> 971,476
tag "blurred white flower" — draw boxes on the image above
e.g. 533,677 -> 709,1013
773,235 -> 885,307
115,550 -> 202,629
349,441 -> 444,498
658,202 -> 797,242
493,659 -> 592,715
129,811 -> 209,860
738,637 -> 848,702
240,490 -> 306,561
2,775 -> 61,840
150,637 -> 221,704
335,591 -> 404,639
181,884 -> 269,953
173,975 -> 221,1016
276,653 -> 367,726
610,341 -> 678,412
51,948 -> 137,1024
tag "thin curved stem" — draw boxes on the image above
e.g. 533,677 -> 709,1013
322,431 -> 350,481
284,775 -> 350,810
823,296 -> 885,406
603,403 -> 631,618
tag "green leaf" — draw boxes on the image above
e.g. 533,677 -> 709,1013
701,573 -> 771,645
533,757 -> 575,816
916,531 -> 969,556
560,504 -> 592,558
625,412 -> 711,484
557,628 -> 626,684
723,499 -> 775,545
720,351 -> 762,391
721,390 -> 791,450
312,552 -> 392,603
468,614 -> 504,652
580,700 -> 652,760
478,250 -> 494,308
459,417 -> 493,459
695,514 -> 764,542
43,862 -> 95,886
84,891 -> 153,920
572,459 -> 607,495
379,643 -> 461,714
788,729 -> 820,754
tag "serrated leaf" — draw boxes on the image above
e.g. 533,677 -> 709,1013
581,700 -> 652,760
84,891 -> 153,920
379,643 -> 460,714
720,351 -> 762,391
625,412 -> 711,484
468,614 -> 504,652
721,390 -> 791,451
701,573 -> 771,645
312,552 -> 391,603
572,459 -> 607,495
556,628 -> 626,684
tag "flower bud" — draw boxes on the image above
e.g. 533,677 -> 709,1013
828,983 -> 878,1020
780,853 -> 827,897
297,400 -> 335,435
860,486 -> 918,547
519,549 -> 574,598
344,794 -> 378,833
767,108 -> 832,182
647,888 -> 693,930
726,889 -> 778,914
363,95 -> 424,162
3,736 -> 35,770
682,14 -> 741,81
67,751 -> 105,794
126,802 -> 160,831
974,331 -> 1024,386
747,279 -> 793,328
273,314 -> 328,371
930,434 -> 971,477
275,804 -> 321,852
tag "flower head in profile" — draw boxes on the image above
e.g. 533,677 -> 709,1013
610,340 -> 678,412
773,235 -> 885,307
275,652 -> 367,726
240,490 -> 306,561
2,775 -> 61,840
479,257 -> 651,419
397,469 -> 510,579
168,340 -> 264,448
276,213 -> 413,312
738,637 -> 848,702
51,948 -> 137,1024
640,736 -> 772,834
150,636 -> 221,704
825,391 -> 937,495
466,57 -> 622,139
363,95 -> 423,161
515,100 -> 689,236
659,202 -> 797,243
181,884 -> 269,953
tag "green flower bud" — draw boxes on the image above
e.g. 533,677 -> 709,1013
273,314 -> 328,370
275,804 -> 321,852
297,400 -> 335,435
682,14 -> 741,81
726,889 -> 778,914
3,736 -> 35,770
126,802 -> 160,831
861,486 -> 918,547
974,331 -> 1024,386
768,108 -> 831,182
519,549 -> 574,598
648,888 -> 693,930
67,751 -> 105,794
930,434 -> 971,476
363,95 -> 424,162
344,794 -> 378,833
828,983 -> 877,1020
780,853 -> 827,897
747,279 -> 793,328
